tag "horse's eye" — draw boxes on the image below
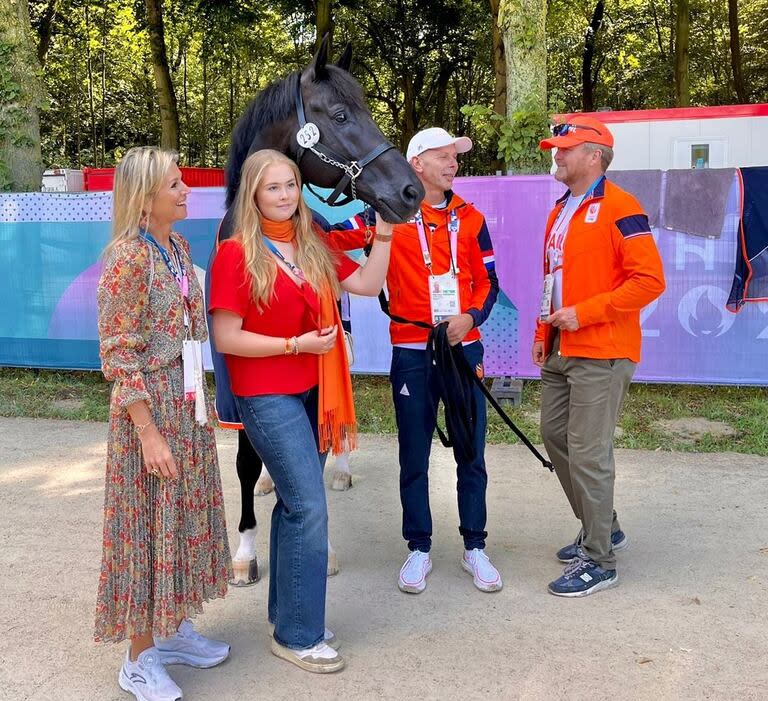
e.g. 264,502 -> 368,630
334,112 -> 347,124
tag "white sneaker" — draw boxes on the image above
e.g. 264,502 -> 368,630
270,623 -> 340,650
155,619 -> 230,668
398,550 -> 432,594
270,638 -> 345,673
462,548 -> 503,592
118,647 -> 182,701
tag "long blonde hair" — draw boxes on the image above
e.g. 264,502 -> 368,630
105,146 -> 179,255
232,149 -> 340,310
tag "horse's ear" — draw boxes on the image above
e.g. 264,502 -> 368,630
312,33 -> 330,81
336,43 -> 353,72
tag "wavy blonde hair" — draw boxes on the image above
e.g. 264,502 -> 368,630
232,149 -> 340,310
105,146 -> 179,255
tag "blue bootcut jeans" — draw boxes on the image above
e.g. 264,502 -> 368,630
235,387 -> 328,650
389,341 -> 489,553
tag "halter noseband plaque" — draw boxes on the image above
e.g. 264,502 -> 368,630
294,77 -> 394,207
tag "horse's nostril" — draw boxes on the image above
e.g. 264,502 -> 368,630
403,184 -> 420,203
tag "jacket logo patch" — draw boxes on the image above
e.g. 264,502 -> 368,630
585,203 -> 600,223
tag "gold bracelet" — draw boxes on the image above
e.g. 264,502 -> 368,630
135,420 -> 153,435
284,337 -> 292,355
374,233 -> 393,242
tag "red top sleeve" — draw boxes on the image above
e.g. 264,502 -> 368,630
208,240 -> 251,318
334,250 -> 359,282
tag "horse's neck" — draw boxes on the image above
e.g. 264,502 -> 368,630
250,121 -> 298,162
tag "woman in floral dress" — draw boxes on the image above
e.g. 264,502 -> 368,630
95,146 -> 231,701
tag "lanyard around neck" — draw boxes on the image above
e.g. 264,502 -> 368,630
263,237 -> 306,282
141,230 -> 191,331
415,209 -> 460,275
141,230 -> 188,297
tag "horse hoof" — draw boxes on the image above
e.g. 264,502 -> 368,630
331,471 -> 352,491
327,551 -> 340,577
231,556 -> 260,586
254,477 -> 274,496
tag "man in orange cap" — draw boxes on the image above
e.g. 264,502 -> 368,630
533,115 -> 665,596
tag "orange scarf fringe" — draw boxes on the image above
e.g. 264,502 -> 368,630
262,217 -> 357,456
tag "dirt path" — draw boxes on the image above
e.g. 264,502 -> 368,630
1,417 -> 766,700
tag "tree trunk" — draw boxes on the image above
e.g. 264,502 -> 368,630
85,2 -> 97,163
145,0 -> 179,150
582,0 -> 604,112
201,45 -> 208,166
401,75 -> 417,151
728,0 -> 747,103
433,61 -> 454,128
36,0 -> 57,67
674,0 -> 690,107
498,0 -> 548,173
100,4 -> 107,166
315,0 -> 333,53
499,0 -> 547,117
0,0 -> 44,190
488,0 -> 506,117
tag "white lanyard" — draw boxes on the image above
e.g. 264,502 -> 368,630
414,209 -> 460,275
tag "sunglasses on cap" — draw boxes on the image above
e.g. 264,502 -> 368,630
550,123 -> 603,137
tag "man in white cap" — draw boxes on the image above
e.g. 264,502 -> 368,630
333,127 -> 501,593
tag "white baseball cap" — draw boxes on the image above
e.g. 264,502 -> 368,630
406,127 -> 473,161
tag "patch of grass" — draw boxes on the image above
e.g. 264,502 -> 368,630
0,368 -> 111,421
2,369 -> 767,455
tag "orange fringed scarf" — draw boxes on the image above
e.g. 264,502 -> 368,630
262,217 -> 357,455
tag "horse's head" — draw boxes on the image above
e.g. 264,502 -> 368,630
293,39 -> 424,223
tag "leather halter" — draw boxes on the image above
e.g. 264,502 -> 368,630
293,76 -> 395,207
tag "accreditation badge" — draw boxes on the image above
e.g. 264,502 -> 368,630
539,273 -> 554,321
429,272 -> 461,324
183,339 -> 208,425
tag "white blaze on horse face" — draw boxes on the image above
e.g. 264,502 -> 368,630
256,163 -> 301,222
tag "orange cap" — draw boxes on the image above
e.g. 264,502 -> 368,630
540,115 -> 614,150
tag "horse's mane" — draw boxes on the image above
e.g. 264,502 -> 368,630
225,66 -> 369,207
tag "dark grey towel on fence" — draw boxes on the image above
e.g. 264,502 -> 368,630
608,170 -> 663,228
661,168 -> 735,238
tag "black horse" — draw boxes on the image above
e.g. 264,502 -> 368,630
209,36 -> 424,585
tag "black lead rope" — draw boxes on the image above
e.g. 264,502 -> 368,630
379,291 -> 554,472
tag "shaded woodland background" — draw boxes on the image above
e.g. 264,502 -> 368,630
1,0 -> 765,188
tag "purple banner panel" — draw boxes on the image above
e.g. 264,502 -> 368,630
452,173 -> 768,385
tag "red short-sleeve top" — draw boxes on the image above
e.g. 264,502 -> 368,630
208,237 -> 358,396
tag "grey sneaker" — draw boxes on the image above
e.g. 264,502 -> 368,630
118,647 -> 182,701
155,619 -> 229,668
556,529 -> 629,563
270,638 -> 345,673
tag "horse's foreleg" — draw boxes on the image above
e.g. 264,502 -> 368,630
232,429 -> 262,586
327,537 -> 340,577
331,449 -> 353,491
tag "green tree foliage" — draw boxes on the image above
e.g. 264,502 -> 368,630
22,0 -> 768,178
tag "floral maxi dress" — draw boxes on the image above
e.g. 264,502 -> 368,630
94,233 -> 231,643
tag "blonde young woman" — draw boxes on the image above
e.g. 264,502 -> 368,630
95,147 -> 231,701
209,149 -> 393,673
